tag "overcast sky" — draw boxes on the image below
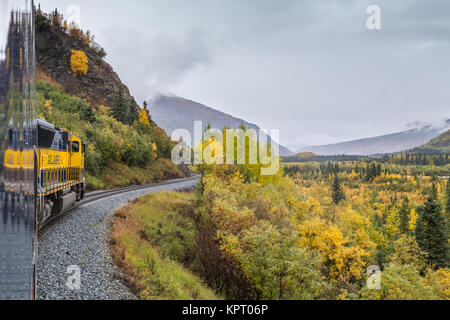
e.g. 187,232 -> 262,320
39,0 -> 450,150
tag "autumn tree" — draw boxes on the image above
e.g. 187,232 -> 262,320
416,184 -> 449,269
81,30 -> 92,46
385,207 -> 401,238
388,235 -> 426,271
361,263 -> 438,300
235,223 -> 327,300
138,108 -> 150,126
297,217 -> 368,283
70,50 -> 88,76
69,24 -> 83,41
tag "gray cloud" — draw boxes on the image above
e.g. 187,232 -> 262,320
101,25 -> 215,102
39,0 -> 450,147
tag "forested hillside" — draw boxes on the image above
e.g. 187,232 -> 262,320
35,9 -> 183,189
412,130 -> 450,154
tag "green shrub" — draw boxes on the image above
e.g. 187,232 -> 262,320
36,13 -> 51,32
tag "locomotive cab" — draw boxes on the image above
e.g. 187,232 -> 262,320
36,118 -> 86,225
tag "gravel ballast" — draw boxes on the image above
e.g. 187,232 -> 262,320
37,178 -> 199,300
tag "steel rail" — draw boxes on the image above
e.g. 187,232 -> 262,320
38,175 -> 200,231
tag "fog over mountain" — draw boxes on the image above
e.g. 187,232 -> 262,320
297,120 -> 450,156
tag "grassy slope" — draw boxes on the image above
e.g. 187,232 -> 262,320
37,80 -> 184,190
110,192 -> 219,300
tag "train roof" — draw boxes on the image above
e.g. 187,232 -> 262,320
37,118 -> 86,145
37,117 -> 59,132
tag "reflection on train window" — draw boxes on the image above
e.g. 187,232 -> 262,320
7,127 -> 20,150
72,141 -> 80,153
38,126 -> 54,148
37,122 -> 68,151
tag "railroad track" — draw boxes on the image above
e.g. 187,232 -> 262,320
38,175 -> 200,231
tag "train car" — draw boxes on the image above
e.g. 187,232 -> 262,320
36,118 -> 86,225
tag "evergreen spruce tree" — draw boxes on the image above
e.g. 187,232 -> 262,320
416,184 -> 449,269
365,164 -> 371,182
376,163 -> 382,177
142,101 -> 152,123
126,100 -> 139,125
112,86 -> 127,123
370,163 -> 377,180
332,174 -> 345,205
446,178 -> 450,216
334,163 -> 339,174
399,196 -> 410,235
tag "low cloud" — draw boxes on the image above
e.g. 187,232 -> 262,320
101,25 -> 216,105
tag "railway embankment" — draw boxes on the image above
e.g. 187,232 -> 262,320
37,177 -> 199,300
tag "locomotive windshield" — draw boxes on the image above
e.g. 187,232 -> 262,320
37,124 -> 68,151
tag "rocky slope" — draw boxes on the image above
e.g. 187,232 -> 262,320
34,11 -> 183,189
35,14 -> 137,110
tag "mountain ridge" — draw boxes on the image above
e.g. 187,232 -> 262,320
297,122 -> 449,156
150,94 -> 295,157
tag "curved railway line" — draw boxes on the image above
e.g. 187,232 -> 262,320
38,175 -> 200,232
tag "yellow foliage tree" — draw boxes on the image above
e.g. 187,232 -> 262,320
138,108 -> 150,125
297,217 -> 369,282
426,268 -> 450,300
409,208 -> 418,232
152,142 -> 158,160
385,207 -> 400,238
70,49 -> 88,76
38,99 -> 53,119
97,105 -> 111,115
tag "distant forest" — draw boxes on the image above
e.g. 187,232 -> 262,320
283,153 -> 450,167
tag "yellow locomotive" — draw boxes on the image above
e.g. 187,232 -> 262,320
36,118 -> 86,225
4,118 -> 86,226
